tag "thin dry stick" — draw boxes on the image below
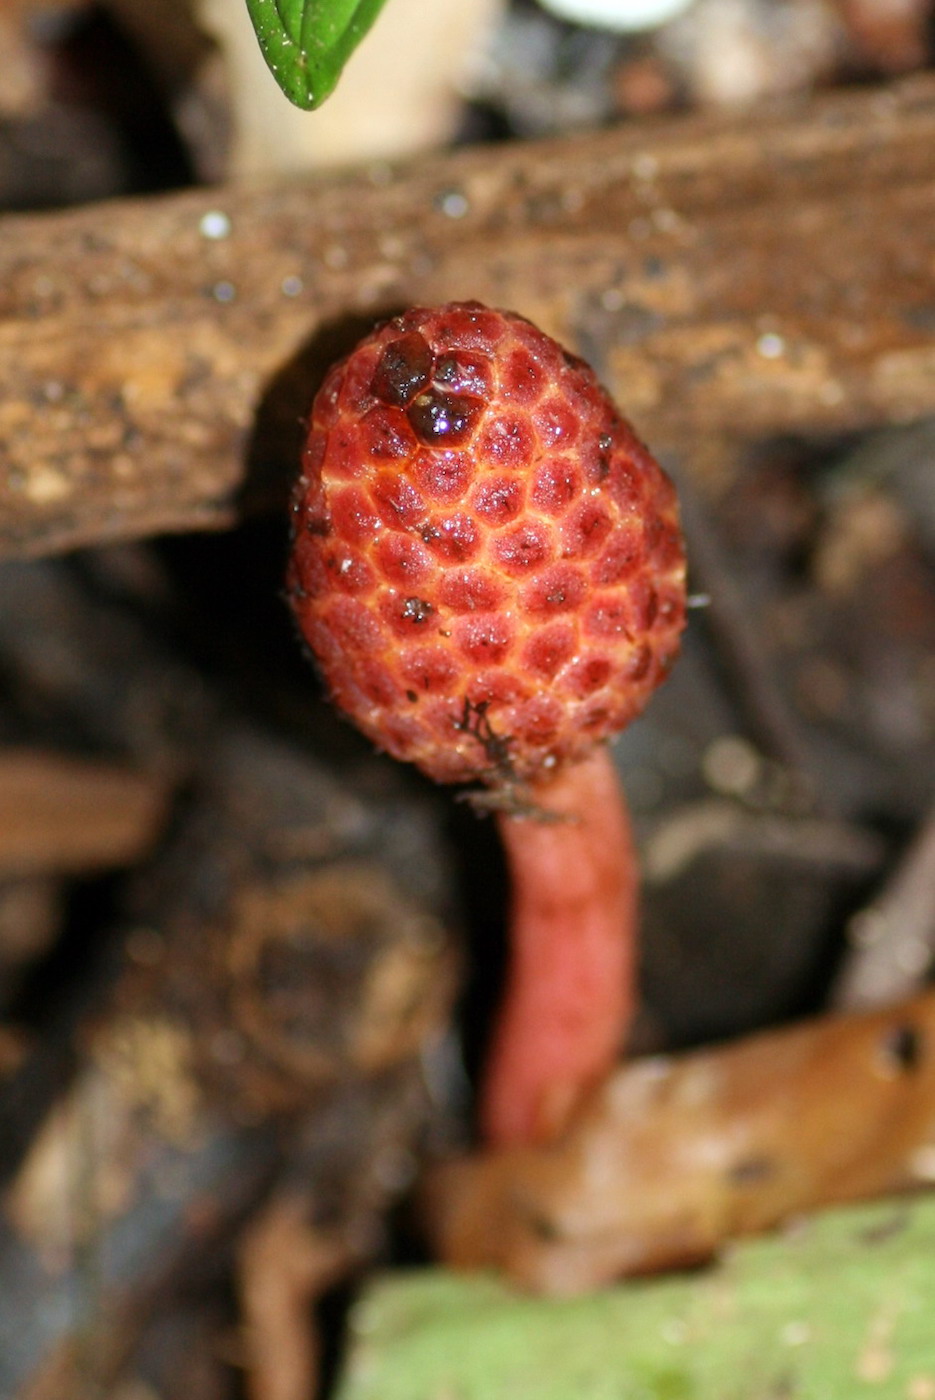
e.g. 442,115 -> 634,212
832,799 -> 935,1010
238,1196 -> 352,1400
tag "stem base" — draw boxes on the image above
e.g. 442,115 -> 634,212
480,746 -> 638,1146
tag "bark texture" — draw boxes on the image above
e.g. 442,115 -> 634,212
2,76 -> 935,558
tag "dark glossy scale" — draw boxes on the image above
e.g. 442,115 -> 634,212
371,332 -> 433,407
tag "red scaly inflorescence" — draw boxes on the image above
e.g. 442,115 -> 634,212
287,301 -> 686,790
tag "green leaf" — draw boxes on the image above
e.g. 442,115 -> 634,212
244,0 -> 391,110
336,1196 -> 935,1399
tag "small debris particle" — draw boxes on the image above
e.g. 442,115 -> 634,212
780,1321 -> 810,1348
402,597 -> 434,624
908,1145 -> 935,1182
702,734 -> 761,796
632,152 -> 659,180
281,275 -> 304,297
25,468 -> 70,504
757,332 -> 786,359
858,1209 -> 910,1246
199,209 -> 231,240
660,1318 -> 688,1345
878,1023 -> 923,1074
728,1155 -> 776,1185
857,1346 -> 893,1384
212,280 -> 237,303
819,380 -> 846,405
855,1301 -> 898,1384
652,207 -> 682,233
324,243 -> 350,270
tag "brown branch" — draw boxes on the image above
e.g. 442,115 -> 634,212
238,1197 -> 353,1400
2,76 -> 935,558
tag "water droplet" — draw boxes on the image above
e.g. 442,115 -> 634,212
199,210 -> 231,240
281,274 -> 304,297
435,188 -> 469,219
212,280 -> 236,303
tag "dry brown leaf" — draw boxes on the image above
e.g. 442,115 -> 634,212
428,990 -> 935,1293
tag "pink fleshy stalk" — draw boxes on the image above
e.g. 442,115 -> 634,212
480,745 -> 637,1147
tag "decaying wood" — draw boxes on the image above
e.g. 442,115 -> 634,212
0,721 -> 457,1398
427,988 -> 935,1294
2,75 -> 935,558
